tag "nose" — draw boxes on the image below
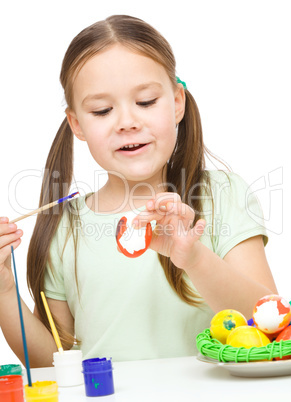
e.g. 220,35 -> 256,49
115,106 -> 142,133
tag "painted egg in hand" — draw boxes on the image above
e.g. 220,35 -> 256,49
116,210 -> 152,258
253,294 -> 291,334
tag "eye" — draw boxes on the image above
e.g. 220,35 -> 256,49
92,107 -> 112,117
137,98 -> 158,108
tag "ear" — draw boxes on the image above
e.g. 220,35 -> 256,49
66,109 -> 86,142
174,84 -> 186,125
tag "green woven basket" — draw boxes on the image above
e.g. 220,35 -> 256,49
196,328 -> 291,363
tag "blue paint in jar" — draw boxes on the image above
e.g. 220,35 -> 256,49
82,357 -> 114,397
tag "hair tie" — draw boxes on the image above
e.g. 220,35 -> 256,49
176,76 -> 187,89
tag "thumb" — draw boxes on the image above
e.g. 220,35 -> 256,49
191,219 -> 206,240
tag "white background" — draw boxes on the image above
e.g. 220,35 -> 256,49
0,0 -> 290,364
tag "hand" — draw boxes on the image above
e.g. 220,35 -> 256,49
0,217 -> 23,294
133,193 -> 206,270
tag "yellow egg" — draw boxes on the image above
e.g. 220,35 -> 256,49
210,309 -> 248,344
226,325 -> 270,348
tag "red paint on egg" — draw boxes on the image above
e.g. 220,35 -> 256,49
253,294 -> 291,334
116,215 -> 152,258
277,300 -> 291,315
275,326 -> 291,360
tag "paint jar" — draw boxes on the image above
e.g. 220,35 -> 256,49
0,375 -> 24,402
0,364 -> 23,377
82,357 -> 114,397
24,381 -> 58,402
52,350 -> 83,387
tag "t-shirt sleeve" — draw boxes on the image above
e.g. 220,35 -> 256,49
211,172 -> 268,259
43,231 -> 67,301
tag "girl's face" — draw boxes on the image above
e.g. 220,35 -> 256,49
67,44 -> 185,187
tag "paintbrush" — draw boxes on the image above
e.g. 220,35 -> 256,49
10,192 -> 79,223
11,246 -> 32,386
40,291 -> 64,354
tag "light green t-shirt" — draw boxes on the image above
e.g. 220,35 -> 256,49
44,171 -> 267,361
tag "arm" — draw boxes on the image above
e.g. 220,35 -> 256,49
0,286 -> 57,367
0,217 -> 74,367
185,235 -> 277,318
0,289 -> 74,367
134,193 -> 277,319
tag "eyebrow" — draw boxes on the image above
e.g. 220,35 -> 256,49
82,81 -> 163,105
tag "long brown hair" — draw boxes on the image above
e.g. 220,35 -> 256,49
27,15 -> 213,348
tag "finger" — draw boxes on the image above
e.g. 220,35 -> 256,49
165,202 -> 195,224
0,238 -> 22,266
160,202 -> 195,235
0,230 -> 23,249
132,209 -> 169,228
132,207 -> 169,228
134,201 -> 194,229
0,222 -> 19,236
146,193 -> 182,211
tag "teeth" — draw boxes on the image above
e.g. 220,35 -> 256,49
122,144 -> 140,149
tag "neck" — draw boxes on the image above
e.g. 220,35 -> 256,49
89,169 -> 168,214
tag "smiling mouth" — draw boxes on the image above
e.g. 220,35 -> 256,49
119,144 -> 147,151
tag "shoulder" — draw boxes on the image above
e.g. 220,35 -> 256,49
202,170 -> 264,221
206,170 -> 248,187
205,170 -> 252,199
50,193 -> 91,251
65,192 -> 92,212
60,192 -> 93,225
205,170 -> 266,228
203,171 -> 268,257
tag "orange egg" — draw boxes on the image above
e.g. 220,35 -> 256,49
275,326 -> 291,360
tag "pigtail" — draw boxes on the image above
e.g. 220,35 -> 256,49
27,117 -> 76,349
158,89 -> 212,307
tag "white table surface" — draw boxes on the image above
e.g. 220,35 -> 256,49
22,356 -> 291,402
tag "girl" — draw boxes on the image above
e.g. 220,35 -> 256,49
0,15 -> 277,367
